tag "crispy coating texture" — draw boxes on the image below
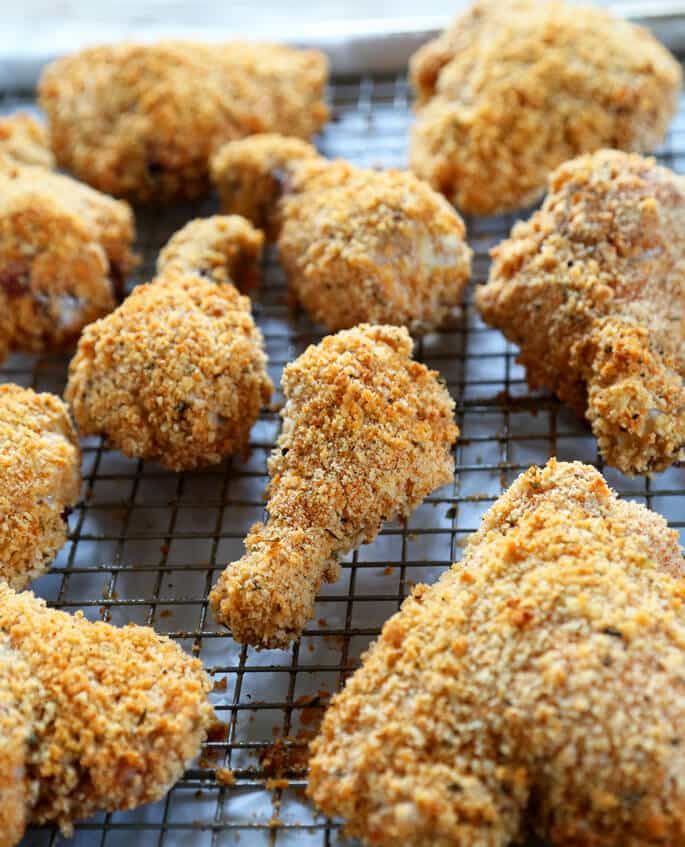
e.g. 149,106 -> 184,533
0,384 -> 80,589
66,216 -> 272,471
409,0 -> 682,215
39,41 -> 329,203
211,134 -> 472,331
210,134 -> 318,237
0,156 -> 136,361
309,459 -> 685,847
0,113 -> 55,169
477,150 -> 685,474
0,582 -> 213,841
157,214 -> 264,291
210,324 -> 458,648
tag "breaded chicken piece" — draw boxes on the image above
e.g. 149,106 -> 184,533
211,134 -> 472,332
157,214 -> 264,290
39,41 -> 329,203
309,459 -> 685,847
210,324 -> 458,648
66,216 -> 272,471
0,113 -> 55,169
0,582 -> 213,841
0,156 -> 136,362
409,0 -> 682,216
0,384 -> 80,589
477,150 -> 685,474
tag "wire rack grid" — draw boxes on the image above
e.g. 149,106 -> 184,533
1,71 -> 684,847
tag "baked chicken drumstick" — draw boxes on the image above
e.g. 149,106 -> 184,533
309,459 -> 685,847
210,324 -> 458,648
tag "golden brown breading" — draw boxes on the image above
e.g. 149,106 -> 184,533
309,459 -> 685,847
409,0 -> 682,215
0,384 -> 80,589
157,214 -> 264,290
0,582 -> 213,840
211,134 -> 472,332
39,41 -> 329,203
210,324 -> 458,648
0,157 -> 136,361
0,113 -> 55,169
476,150 -> 685,474
210,134 -> 318,237
66,216 -> 272,471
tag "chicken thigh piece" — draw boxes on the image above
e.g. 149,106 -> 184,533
0,384 -> 80,589
39,41 -> 329,202
0,154 -> 136,362
0,583 -> 213,843
409,0 -> 681,215
210,134 -> 472,332
210,324 -> 458,649
66,216 -> 272,471
477,150 -> 685,474
309,459 -> 685,847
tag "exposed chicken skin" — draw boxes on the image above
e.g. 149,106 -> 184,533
0,384 -> 81,589
39,41 -> 329,202
308,459 -> 685,847
210,324 -> 458,648
477,150 -> 685,474
0,113 -> 55,169
0,152 -> 136,362
210,133 -> 472,332
66,216 -> 272,471
409,0 -> 681,216
0,583 -> 213,843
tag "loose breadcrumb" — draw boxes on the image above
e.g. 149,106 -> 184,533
211,134 -> 472,332
309,459 -> 685,847
477,149 -> 685,474
0,155 -> 136,361
210,324 -> 458,648
39,41 -> 329,202
66,216 -> 272,471
0,384 -> 80,589
409,0 -> 682,215
0,582 -> 214,839
0,113 -> 55,169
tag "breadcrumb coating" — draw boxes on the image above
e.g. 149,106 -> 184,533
211,134 -> 472,331
210,324 -> 458,648
0,113 -> 55,169
309,459 -> 685,847
157,214 -> 264,291
66,216 -> 272,470
0,582 -> 213,840
477,149 -> 685,474
0,156 -> 136,361
409,0 -> 682,215
0,384 -> 80,589
210,134 -> 318,237
39,41 -> 329,203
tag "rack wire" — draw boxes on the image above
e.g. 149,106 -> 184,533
2,72 -> 684,847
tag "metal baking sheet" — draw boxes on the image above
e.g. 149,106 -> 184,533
2,70 -> 685,847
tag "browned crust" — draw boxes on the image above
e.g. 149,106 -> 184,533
0,113 -> 55,169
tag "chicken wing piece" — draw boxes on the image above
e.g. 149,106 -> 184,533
0,583 -> 213,843
477,150 -> 685,474
0,113 -> 55,169
309,459 -> 685,847
66,216 -> 272,471
0,384 -> 80,589
210,324 -> 458,649
0,153 -> 136,362
211,134 -> 472,332
409,0 -> 681,216
39,41 -> 329,202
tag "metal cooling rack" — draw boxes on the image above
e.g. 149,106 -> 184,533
2,73 -> 684,847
